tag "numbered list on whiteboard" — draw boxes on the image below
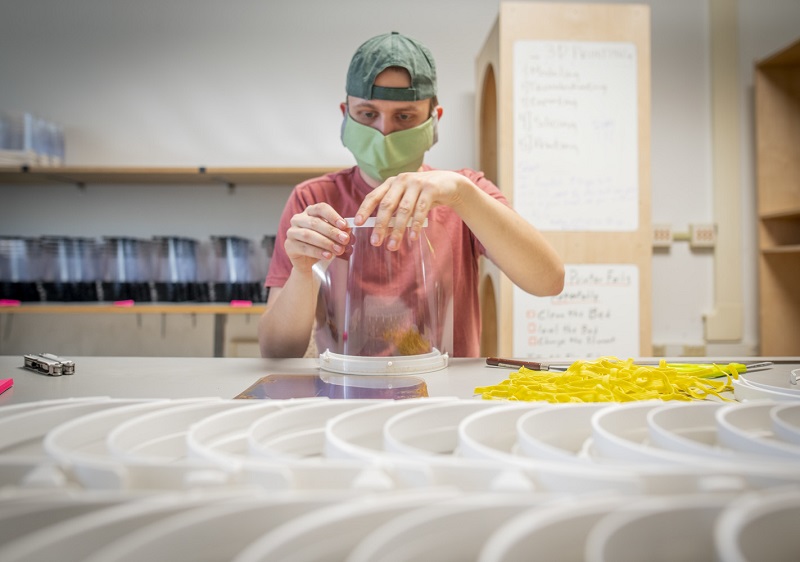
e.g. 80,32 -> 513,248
513,40 -> 638,230
514,264 -> 640,359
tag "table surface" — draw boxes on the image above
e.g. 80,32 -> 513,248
0,356 -> 500,404
2,355 -> 798,406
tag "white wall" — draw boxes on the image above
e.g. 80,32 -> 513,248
2,0 -> 799,355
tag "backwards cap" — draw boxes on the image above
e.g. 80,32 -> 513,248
346,31 -> 437,102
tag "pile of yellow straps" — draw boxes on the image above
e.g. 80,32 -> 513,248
474,357 -> 744,403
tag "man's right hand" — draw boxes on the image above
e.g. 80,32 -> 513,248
285,202 -> 352,273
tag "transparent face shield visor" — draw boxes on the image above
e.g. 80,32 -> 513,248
313,217 -> 453,375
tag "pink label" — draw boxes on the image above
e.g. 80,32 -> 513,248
0,299 -> 21,307
230,300 -> 253,308
0,379 -> 12,394
113,300 -> 135,307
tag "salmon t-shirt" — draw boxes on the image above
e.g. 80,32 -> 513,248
265,165 -> 509,357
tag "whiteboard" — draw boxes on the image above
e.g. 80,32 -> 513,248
513,40 -> 638,231
513,264 -> 640,359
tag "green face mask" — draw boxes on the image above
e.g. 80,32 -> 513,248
341,112 -> 437,183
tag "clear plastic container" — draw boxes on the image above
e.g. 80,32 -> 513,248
100,237 -> 154,302
208,236 -> 265,302
40,236 -> 100,301
0,236 -> 42,301
209,236 -> 252,284
152,236 -> 202,302
314,218 -> 453,375
152,237 -> 198,284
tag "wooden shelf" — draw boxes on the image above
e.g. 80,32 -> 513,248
0,303 -> 266,315
762,245 -> 800,254
757,37 -> 800,67
760,206 -> 800,221
0,165 -> 344,187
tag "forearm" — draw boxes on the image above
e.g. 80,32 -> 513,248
258,269 -> 318,357
454,179 -> 565,296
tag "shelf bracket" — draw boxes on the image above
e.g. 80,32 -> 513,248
202,167 -> 237,193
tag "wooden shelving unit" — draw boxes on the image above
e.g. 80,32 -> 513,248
0,165 -> 343,187
474,3 -> 652,358
0,165 -> 331,356
0,165 -> 340,311
0,157 -> 356,362
755,37 -> 800,355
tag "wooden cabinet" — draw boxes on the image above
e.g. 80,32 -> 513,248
475,2 -> 652,358
755,38 -> 800,355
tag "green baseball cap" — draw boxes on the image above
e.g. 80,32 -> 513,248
346,31 -> 437,102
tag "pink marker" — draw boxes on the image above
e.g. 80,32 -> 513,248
0,379 -> 13,395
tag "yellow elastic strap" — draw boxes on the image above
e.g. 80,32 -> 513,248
474,356 -> 741,403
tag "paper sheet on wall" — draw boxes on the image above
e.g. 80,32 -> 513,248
513,41 -> 638,231
513,264 -> 639,359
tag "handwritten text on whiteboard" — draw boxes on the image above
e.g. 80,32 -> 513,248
513,264 -> 640,359
513,41 -> 638,231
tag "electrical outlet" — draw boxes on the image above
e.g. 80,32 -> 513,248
652,224 -> 672,248
682,344 -> 707,357
690,224 -> 716,248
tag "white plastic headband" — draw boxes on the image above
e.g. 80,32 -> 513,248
345,217 -> 429,228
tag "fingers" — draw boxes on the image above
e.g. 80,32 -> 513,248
385,181 -> 421,250
354,184 -> 386,227
305,202 -> 348,231
357,174 -> 430,251
407,196 -> 430,242
287,203 -> 351,263
285,226 -> 344,261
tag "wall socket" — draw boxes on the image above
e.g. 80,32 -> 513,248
689,224 -> 716,248
652,224 -> 673,248
682,344 -> 707,357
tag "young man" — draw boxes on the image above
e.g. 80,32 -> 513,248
259,31 -> 564,358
